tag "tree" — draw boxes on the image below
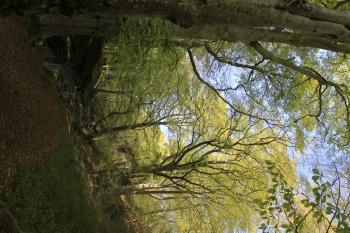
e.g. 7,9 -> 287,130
2,1 -> 350,52
3,0 -> 350,231
57,2 -> 348,229
92,78 -> 297,231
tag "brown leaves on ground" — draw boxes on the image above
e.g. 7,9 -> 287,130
0,17 -> 67,197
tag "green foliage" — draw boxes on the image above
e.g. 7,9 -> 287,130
79,7 -> 350,233
93,17 -> 185,129
4,135 -> 99,233
295,126 -> 305,154
257,163 -> 350,232
86,16 -> 306,232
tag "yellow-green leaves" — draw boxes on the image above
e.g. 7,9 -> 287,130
295,127 -> 305,154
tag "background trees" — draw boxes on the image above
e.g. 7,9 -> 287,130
80,17 -> 300,231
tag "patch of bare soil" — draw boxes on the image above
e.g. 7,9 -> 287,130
0,16 -> 67,196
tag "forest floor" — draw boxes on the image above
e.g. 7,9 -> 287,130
0,16 -> 68,198
0,16 -> 139,233
0,17 -> 99,232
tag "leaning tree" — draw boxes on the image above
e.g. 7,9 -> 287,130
1,0 -> 350,52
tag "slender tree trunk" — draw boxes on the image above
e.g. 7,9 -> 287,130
127,159 -> 240,180
88,121 -> 169,139
92,88 -> 131,96
114,185 -> 190,195
143,206 -> 195,216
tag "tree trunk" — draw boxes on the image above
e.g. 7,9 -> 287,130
33,0 -> 350,53
92,88 -> 131,96
114,185 -> 191,196
143,206 -> 194,216
88,121 -> 169,139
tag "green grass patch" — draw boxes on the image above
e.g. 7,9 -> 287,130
4,134 -> 99,233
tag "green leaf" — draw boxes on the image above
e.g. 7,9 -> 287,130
326,207 -> 333,215
304,202 -> 311,207
327,203 -> 335,208
312,169 -> 321,175
265,160 -> 274,165
339,220 -> 349,227
337,229 -> 350,233
326,210 -> 333,215
296,127 -> 305,154
268,188 -> 276,194
301,199 -> 309,204
312,187 -> 319,195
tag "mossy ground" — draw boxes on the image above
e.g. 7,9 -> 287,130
4,135 -> 99,233
0,17 -> 100,233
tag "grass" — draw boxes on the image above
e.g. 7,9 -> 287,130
4,134 -> 99,233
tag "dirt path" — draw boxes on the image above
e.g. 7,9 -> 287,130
0,17 -> 67,196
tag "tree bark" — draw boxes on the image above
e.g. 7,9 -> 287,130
114,185 -> 190,196
143,206 -> 194,216
92,88 -> 131,96
37,6 -> 350,53
88,121 -> 169,139
2,0 -> 342,52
